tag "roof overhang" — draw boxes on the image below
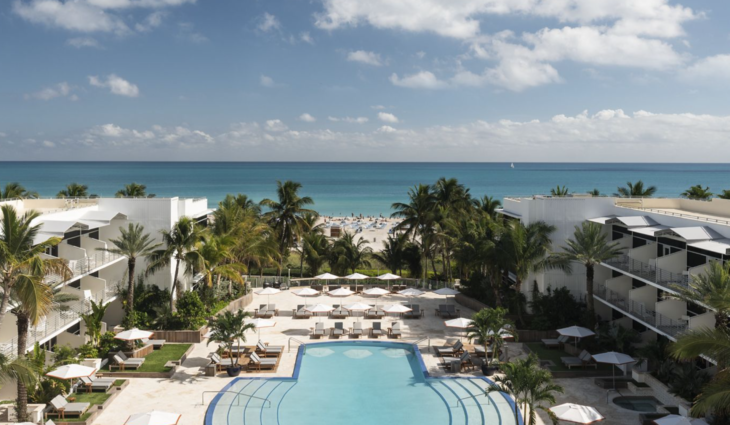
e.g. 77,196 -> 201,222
193,209 -> 214,218
588,215 -> 658,227
656,226 -> 723,242
630,225 -> 670,237
497,209 -> 521,219
688,239 -> 730,255
588,215 -> 617,224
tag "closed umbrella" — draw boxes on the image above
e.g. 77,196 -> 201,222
255,287 -> 281,306
592,352 -> 635,390
304,304 -> 334,322
124,411 -> 181,425
292,287 -> 320,306
549,403 -> 604,424
445,317 -> 473,341
344,272 -> 369,292
653,415 -> 693,425
557,326 -> 596,348
376,273 -> 401,291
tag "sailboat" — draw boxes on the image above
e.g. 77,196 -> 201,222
510,163 -> 515,169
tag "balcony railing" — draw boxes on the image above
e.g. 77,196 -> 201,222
603,255 -> 689,292
594,284 -> 688,339
0,284 -> 120,358
45,251 -> 125,285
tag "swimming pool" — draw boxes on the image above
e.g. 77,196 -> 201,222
205,341 -> 521,425
613,396 -> 662,412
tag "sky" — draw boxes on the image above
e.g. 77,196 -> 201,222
2,0 -> 730,162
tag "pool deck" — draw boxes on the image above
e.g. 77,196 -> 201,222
91,290 -> 643,425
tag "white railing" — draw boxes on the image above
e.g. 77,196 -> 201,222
45,251 -> 125,284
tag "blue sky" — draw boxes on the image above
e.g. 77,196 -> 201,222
2,0 -> 730,161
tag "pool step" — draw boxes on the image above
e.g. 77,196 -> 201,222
466,378 -> 521,424
241,380 -> 296,425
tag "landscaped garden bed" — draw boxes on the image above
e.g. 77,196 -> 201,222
100,344 -> 193,377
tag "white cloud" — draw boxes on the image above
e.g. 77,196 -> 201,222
88,74 -> 139,97
346,50 -> 383,66
42,140 -> 56,147
390,71 -> 449,89
135,11 -> 164,32
257,12 -> 281,32
300,32 -> 314,44
298,113 -> 316,122
265,119 -> 288,132
680,55 -> 730,84
66,37 -> 103,49
259,74 -> 284,88
328,116 -> 369,124
376,125 -> 397,133
25,82 -> 75,101
177,22 -> 207,43
371,105 -> 385,110
377,112 -> 399,123
79,123 -> 213,149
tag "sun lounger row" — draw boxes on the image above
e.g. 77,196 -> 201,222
80,375 -> 116,393
292,304 -> 424,319
440,351 -> 476,372
561,350 -> 598,369
109,351 -> 145,371
46,395 -> 90,419
255,304 -> 279,318
309,321 -> 403,339
541,334 -> 569,349
435,304 -> 459,318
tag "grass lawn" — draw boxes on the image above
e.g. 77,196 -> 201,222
54,392 -> 112,423
101,344 -> 192,373
525,343 -> 612,372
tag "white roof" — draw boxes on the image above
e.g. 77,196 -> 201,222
80,210 -> 126,222
35,220 -> 86,234
631,225 -> 670,237
497,209 -> 522,219
688,238 -> 730,255
588,215 -> 616,225
33,232 -> 59,245
613,216 -> 659,227
657,226 -> 723,242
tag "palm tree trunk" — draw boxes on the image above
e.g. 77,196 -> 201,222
15,312 -> 29,422
586,264 -> 595,329
492,271 -> 502,307
126,258 -> 136,327
0,285 -> 11,333
300,250 -> 304,278
515,277 -> 525,325
170,259 -> 181,312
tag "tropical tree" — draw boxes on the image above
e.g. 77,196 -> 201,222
56,183 -> 89,198
681,184 -> 713,201
466,307 -> 517,366
391,184 -> 436,281
198,234 -> 246,295
718,190 -> 730,200
260,181 -> 315,270
588,189 -> 601,197
614,180 -> 657,198
0,353 -> 36,394
549,185 -> 569,197
330,231 -> 372,274
0,183 -> 38,200
301,233 -> 330,276
296,212 -> 322,277
556,222 -> 624,328
81,299 -> 109,347
670,260 -> 730,330
372,235 -> 406,274
98,223 -> 160,326
0,205 -> 70,332
474,195 -> 502,218
116,183 -> 154,198
207,310 -> 256,367
147,216 -> 206,311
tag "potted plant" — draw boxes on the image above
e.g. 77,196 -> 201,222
207,310 -> 255,376
466,307 -> 517,376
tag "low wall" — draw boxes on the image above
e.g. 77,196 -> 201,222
518,329 -> 559,342
454,294 -> 488,312
218,293 -> 253,313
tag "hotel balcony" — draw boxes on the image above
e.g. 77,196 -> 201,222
42,243 -> 126,286
602,254 -> 689,293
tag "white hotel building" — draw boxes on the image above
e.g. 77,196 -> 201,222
500,195 -> 729,345
0,196 -> 210,357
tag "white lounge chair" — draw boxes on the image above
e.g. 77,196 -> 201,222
46,395 -> 90,419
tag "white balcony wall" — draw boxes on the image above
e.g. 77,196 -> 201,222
629,243 -> 656,263
80,275 -> 107,297
656,299 -> 687,322
689,312 -> 715,330
56,332 -> 85,350
639,329 -> 658,345
656,250 -> 687,274
630,285 -> 657,310
606,275 -> 631,300
58,243 -> 86,261
595,265 -> 612,283
688,263 -> 710,278
614,236 -> 632,250
80,236 -> 107,252
595,301 -> 613,319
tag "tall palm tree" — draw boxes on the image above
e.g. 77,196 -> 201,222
372,235 -> 406,274
302,233 -> 330,276
296,212 -> 322,277
670,260 -> 730,330
116,183 -> 154,198
718,190 -> 730,200
588,189 -> 601,197
199,234 -> 245,295
549,185 -> 569,197
614,180 -> 657,198
146,217 -> 206,311
232,194 -> 261,215
0,183 -> 38,200
330,232 -> 372,274
392,184 -> 436,281
97,223 -> 160,326
0,205 -> 70,331
260,181 -> 316,270
474,195 -> 502,218
556,222 -> 623,328
56,183 -> 89,198
681,184 -> 713,201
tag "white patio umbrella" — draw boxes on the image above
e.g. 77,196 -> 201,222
398,288 -> 424,297
382,304 -> 412,317
376,273 -> 401,290
445,317 -> 473,341
344,303 -> 372,321
433,287 -> 460,305
653,415 -> 693,425
247,318 -> 276,341
363,287 -> 389,307
304,304 -> 334,322
328,287 -> 355,297
124,411 -> 181,425
115,328 -> 153,341
292,287 -> 320,306
592,352 -> 635,390
46,364 -> 96,380
557,326 -> 596,348
549,403 -> 604,424
344,272 -> 369,292
313,273 -> 339,280
255,287 -> 281,306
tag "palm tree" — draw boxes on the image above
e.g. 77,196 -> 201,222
260,181 -> 316,270
207,310 -> 256,367
330,232 -> 372,274
614,180 -> 657,198
232,194 -> 261,215
97,223 -> 160,326
0,205 -> 71,331
549,185 -> 569,197
670,260 -> 730,330
588,189 -> 601,197
557,222 -> 624,328
392,184 -> 436,281
80,299 -> 109,347
0,353 -> 36,394
681,184 -> 713,201
474,195 -> 502,218
1,183 -> 38,200
296,212 -> 322,277
56,183 -> 89,198
147,217 -> 206,311
373,235 -> 406,274
302,233 -> 330,276
718,190 -> 730,200
466,307 -> 517,367
199,234 -> 246,295
116,183 -> 154,198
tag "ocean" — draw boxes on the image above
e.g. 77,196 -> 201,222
1,162 -> 729,216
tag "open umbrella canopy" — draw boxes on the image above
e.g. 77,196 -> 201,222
304,304 -> 335,313
115,328 -> 153,341
247,318 -> 276,329
292,288 -> 320,297
433,287 -> 460,296
363,287 -> 390,296
125,411 -> 181,425
444,318 -> 473,329
344,273 -> 369,280
376,273 -> 401,280
344,303 -> 372,311
382,304 -> 412,313
653,415 -> 693,425
549,403 -> 604,424
255,287 -> 281,296
592,352 -> 635,365
398,288 -> 424,297
313,273 -> 340,280
557,326 -> 596,338
328,288 -> 355,297
46,364 -> 96,380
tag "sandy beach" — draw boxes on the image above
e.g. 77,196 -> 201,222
316,215 -> 403,252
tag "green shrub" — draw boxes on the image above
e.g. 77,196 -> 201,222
76,343 -> 98,359
98,331 -> 123,357
175,291 -> 208,330
529,285 -> 585,330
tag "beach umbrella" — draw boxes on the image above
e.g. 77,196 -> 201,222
344,272 -> 369,292
305,304 -> 334,322
653,415 -> 693,425
445,317 -> 473,341
292,287 -> 320,306
557,326 -> 596,348
363,287 -> 389,307
114,328 -> 153,341
398,288 -> 424,297
313,273 -> 339,280
382,304 -> 412,318
247,318 -> 276,341
434,287 -> 460,305
344,303 -> 372,321
592,352 -> 635,390
328,287 -> 355,297
255,287 -> 281,306
124,411 -> 181,425
46,364 -> 96,380
549,403 -> 604,424
376,273 -> 401,290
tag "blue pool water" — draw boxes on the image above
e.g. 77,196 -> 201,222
206,341 -> 520,425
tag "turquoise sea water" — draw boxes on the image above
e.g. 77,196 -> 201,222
1,162 -> 729,216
